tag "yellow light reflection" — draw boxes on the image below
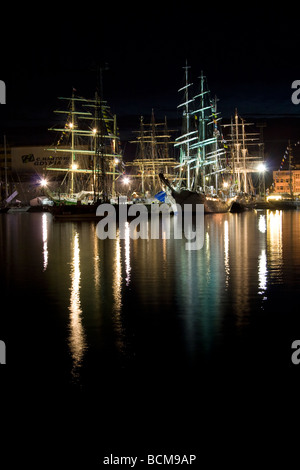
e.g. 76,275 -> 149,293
205,231 -> 210,252
68,231 -> 87,380
42,212 -> 48,271
92,224 -> 101,291
113,232 -> 122,313
224,220 -> 230,286
268,210 -> 282,256
112,231 -> 127,355
267,210 -> 283,282
124,222 -> 131,286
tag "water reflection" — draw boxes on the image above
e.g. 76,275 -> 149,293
258,213 -> 266,234
112,226 -> 132,356
113,232 -> 122,314
92,224 -> 101,291
3,209 -> 300,388
38,211 -> 296,381
257,212 -> 268,298
68,231 -> 87,380
267,210 -> 283,283
124,222 -> 131,286
42,212 -> 49,271
224,219 -> 229,287
258,249 -> 267,294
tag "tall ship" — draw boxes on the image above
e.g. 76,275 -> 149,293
221,109 -> 266,207
159,64 -> 231,213
44,89 -> 123,217
126,110 -> 177,200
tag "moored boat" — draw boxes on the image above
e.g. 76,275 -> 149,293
159,173 -> 231,213
43,85 -> 123,219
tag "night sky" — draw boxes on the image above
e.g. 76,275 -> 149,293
1,4 -> 300,169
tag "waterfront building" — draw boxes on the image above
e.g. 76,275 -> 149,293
273,168 -> 300,195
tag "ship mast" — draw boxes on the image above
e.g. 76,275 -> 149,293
128,111 -> 177,196
175,66 -> 226,194
70,90 -> 76,195
222,109 -> 263,195
174,63 -> 196,190
45,91 -> 122,201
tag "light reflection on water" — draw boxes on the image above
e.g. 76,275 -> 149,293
68,230 -> 87,381
1,209 -> 300,387
267,210 -> 283,283
42,212 -> 49,272
258,249 -> 267,295
48,210 -> 299,382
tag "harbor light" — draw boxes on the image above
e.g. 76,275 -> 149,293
40,178 -> 48,187
257,163 -> 266,172
267,194 -> 282,201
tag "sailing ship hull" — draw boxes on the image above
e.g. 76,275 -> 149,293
158,174 -> 230,213
168,188 -> 230,213
229,195 -> 256,212
205,197 -> 231,213
50,200 -> 176,221
49,203 -> 100,220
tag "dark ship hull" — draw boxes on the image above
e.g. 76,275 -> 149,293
159,173 -> 230,214
49,203 -> 101,220
172,188 -> 230,213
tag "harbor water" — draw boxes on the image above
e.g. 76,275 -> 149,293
1,209 -> 300,462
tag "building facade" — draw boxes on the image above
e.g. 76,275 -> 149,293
273,169 -> 300,195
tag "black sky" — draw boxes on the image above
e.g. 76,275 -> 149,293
1,4 -> 300,167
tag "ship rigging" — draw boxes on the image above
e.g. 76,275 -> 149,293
126,110 -> 177,197
44,90 -> 123,205
174,64 -> 226,196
